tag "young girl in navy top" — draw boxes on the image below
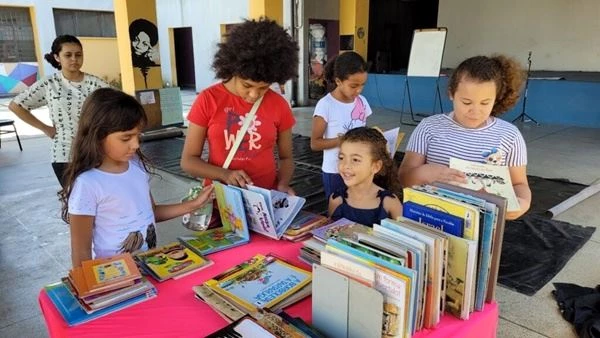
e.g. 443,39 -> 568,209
329,127 -> 402,226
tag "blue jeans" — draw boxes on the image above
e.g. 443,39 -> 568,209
322,172 -> 346,200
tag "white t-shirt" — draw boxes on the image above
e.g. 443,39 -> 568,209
406,113 -> 527,166
313,93 -> 373,173
13,72 -> 109,162
68,159 -> 156,259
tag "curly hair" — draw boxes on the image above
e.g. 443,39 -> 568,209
58,88 -> 151,223
212,17 -> 299,83
44,35 -> 82,70
324,51 -> 368,92
448,55 -> 525,116
340,127 -> 402,196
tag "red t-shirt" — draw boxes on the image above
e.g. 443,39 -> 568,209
187,83 -> 295,189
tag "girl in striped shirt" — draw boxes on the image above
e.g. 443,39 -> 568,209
398,55 -> 531,220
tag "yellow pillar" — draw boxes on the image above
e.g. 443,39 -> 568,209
339,0 -> 369,59
113,0 -> 163,95
248,0 -> 283,25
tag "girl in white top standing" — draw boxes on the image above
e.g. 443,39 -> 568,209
58,88 -> 214,268
310,51 -> 373,200
399,55 -> 531,220
9,35 -> 109,187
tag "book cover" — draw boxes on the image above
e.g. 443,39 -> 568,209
247,185 -> 307,237
284,211 -> 328,236
402,201 -> 464,237
403,187 -> 480,241
178,182 -> 250,255
444,235 -> 477,320
204,254 -> 312,312
229,185 -> 279,239
449,157 -> 520,211
44,280 -> 156,326
135,242 -> 213,281
310,218 -> 366,242
72,253 -> 141,298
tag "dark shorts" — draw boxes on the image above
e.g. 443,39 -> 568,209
51,162 -> 68,188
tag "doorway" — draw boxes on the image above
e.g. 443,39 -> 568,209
173,27 -> 195,89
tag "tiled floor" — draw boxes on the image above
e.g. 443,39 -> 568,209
1,91 -> 599,337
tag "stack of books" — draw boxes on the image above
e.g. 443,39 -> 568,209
298,217 -> 365,265
309,182 -> 507,337
193,253 -> 312,322
281,210 -> 328,242
44,253 -> 157,326
134,242 -> 213,281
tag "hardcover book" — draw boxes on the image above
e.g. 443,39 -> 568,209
449,157 -> 520,211
179,182 -> 250,255
204,254 -> 312,312
134,242 -> 213,281
70,253 -> 142,298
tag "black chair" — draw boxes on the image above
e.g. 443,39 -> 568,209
0,119 -> 23,151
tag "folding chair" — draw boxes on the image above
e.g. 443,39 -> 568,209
0,119 -> 23,151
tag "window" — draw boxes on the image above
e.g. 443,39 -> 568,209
53,9 -> 116,37
0,7 -> 36,62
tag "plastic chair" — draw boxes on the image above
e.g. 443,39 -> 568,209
0,119 -> 23,151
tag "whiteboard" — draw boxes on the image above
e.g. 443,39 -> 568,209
407,28 -> 447,77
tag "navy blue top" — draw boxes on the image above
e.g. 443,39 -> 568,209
331,189 -> 396,226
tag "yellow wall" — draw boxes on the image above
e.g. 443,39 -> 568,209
339,0 -> 369,59
80,38 -> 120,85
248,0 -> 282,24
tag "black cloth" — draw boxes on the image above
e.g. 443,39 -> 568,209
553,283 -> 600,338
51,162 -> 68,188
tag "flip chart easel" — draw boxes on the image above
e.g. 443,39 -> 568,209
401,28 -> 447,125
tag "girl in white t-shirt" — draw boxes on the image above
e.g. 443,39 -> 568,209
58,88 -> 214,268
310,51 -> 373,200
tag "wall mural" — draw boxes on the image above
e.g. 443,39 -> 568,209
0,62 -> 38,94
129,18 -> 160,89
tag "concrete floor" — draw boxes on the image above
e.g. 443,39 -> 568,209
1,90 -> 599,337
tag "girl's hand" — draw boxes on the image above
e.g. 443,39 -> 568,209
222,169 -> 253,188
427,163 -> 467,185
190,184 -> 215,208
44,125 -> 56,139
277,183 -> 296,196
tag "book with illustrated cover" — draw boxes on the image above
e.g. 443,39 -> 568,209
402,200 -> 464,237
70,253 -> 142,298
310,218 -> 368,242
204,254 -> 312,312
44,279 -> 157,327
134,242 -> 213,281
178,182 -> 250,255
245,185 -> 307,239
449,157 -> 520,211
284,211 -> 328,237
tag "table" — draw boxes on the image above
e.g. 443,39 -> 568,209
39,235 -> 498,337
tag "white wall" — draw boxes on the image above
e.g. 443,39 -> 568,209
438,0 -> 600,71
156,0 -> 248,92
1,0 -> 114,76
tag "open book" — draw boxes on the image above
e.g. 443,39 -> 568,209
449,157 -> 520,211
373,126 -> 404,156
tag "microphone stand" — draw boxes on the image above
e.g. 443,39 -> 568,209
512,51 -> 539,125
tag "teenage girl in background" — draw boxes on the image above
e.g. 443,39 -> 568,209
310,51 -> 372,200
329,126 -> 402,226
59,88 -> 213,268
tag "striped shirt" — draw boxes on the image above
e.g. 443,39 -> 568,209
406,114 -> 527,167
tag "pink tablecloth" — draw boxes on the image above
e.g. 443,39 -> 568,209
39,235 -> 498,337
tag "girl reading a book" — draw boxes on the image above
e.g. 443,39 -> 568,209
59,88 -> 214,268
329,127 -> 402,226
181,18 -> 298,194
398,55 -> 531,220
310,51 -> 373,200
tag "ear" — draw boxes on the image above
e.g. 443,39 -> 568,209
54,54 -> 60,63
335,78 -> 342,87
372,159 -> 383,175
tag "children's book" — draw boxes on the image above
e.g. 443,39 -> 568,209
245,185 -> 307,239
178,182 -> 250,255
373,126 -> 405,156
134,242 -> 213,281
44,280 -> 157,326
310,218 -> 369,243
403,200 -> 465,237
449,157 -> 520,211
284,211 -> 329,237
204,254 -> 312,312
70,253 -> 142,298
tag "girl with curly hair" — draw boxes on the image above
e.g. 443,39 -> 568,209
181,18 -> 299,194
329,127 -> 402,226
398,54 -> 531,219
